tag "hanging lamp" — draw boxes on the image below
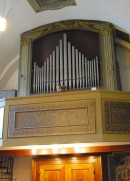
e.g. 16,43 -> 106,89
0,0 -> 6,31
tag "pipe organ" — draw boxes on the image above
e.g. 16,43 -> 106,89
18,20 -> 121,97
33,33 -> 100,94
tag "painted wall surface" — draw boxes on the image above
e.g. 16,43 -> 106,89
108,152 -> 130,181
13,156 -> 32,181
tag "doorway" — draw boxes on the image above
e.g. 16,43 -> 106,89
32,155 -> 102,181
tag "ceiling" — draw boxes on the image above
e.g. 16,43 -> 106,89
0,0 -> 130,89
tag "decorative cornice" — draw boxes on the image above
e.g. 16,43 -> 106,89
21,20 -> 113,46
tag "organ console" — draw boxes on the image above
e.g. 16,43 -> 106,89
33,33 -> 100,94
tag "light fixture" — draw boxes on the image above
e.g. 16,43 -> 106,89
0,0 -> 6,32
41,149 -> 47,155
0,16 -> 6,31
32,148 -> 37,155
52,146 -> 58,154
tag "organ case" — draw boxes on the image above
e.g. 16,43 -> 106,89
18,20 -> 120,96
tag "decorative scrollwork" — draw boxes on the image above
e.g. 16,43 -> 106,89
21,20 -> 113,46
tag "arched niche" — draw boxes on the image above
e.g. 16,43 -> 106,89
18,20 -> 119,96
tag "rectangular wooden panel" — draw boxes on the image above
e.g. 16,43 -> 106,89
8,100 -> 95,137
15,108 -> 87,128
66,163 -> 94,181
103,100 -> 130,133
40,165 -> 65,181
72,169 -> 90,180
45,170 -> 61,181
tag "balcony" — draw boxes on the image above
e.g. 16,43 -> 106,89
1,90 -> 130,149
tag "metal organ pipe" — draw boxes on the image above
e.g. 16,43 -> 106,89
52,51 -> 56,92
38,67 -> 42,93
44,61 -> 46,93
49,54 -> 52,92
33,62 -> 36,93
41,65 -> 44,92
75,49 -> 79,89
68,42 -> 72,89
87,60 -> 90,88
85,57 -> 88,88
79,52 -> 82,89
46,58 -> 49,93
36,65 -> 38,93
63,33 -> 68,88
72,46 -> 75,89
82,54 -> 85,88
59,39 -> 63,86
91,59 -> 94,87
33,33 -> 100,94
56,46 -> 60,87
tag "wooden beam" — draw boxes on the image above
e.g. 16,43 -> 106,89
0,144 -> 130,156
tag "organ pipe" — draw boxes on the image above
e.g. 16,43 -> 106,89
68,42 -> 72,89
85,57 -> 88,88
41,65 -> 44,92
75,49 -> 79,89
82,54 -> 85,88
49,54 -> 52,92
44,61 -> 46,93
33,62 -> 36,93
63,33 -> 68,88
52,51 -> 55,92
60,39 -> 63,86
56,46 -> 60,87
79,52 -> 82,89
72,46 -> 75,89
33,33 -> 100,94
46,58 -> 49,93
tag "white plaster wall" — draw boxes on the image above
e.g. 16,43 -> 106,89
4,69 -> 18,90
116,45 -> 130,91
13,156 -> 32,181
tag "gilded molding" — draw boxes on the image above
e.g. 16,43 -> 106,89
21,37 -> 31,46
21,20 -> 113,46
